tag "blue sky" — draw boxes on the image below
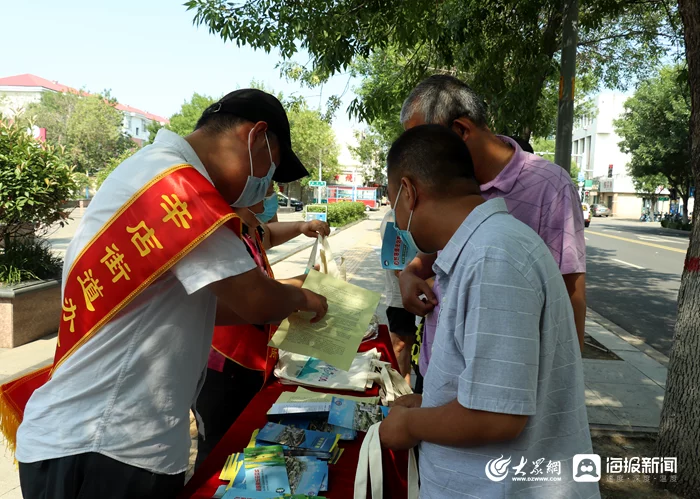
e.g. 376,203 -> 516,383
1,0 -> 361,134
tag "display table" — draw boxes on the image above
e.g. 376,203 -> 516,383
180,325 -> 409,498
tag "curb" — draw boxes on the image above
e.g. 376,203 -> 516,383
268,217 -> 369,267
589,424 -> 658,437
586,308 -> 670,367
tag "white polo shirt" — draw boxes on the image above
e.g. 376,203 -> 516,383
16,130 -> 256,475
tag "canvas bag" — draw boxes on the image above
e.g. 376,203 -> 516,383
354,422 -> 419,499
306,235 -> 347,281
367,360 -> 413,405
274,348 -> 381,392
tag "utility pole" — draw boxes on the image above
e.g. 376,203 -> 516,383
554,0 -> 578,174
317,153 -> 323,204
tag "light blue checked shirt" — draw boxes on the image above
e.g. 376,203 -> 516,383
419,198 -> 600,499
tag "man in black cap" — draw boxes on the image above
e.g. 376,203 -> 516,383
14,89 -> 327,499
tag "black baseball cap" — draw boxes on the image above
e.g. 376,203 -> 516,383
201,89 -> 309,183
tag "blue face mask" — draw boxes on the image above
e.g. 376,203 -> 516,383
231,130 -> 276,208
393,183 -> 435,255
381,211 -> 418,269
256,193 -> 279,223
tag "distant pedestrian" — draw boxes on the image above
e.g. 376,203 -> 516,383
380,210 -> 417,383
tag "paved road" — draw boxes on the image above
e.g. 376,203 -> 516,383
585,217 -> 689,356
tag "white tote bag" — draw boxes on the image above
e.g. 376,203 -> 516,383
306,235 -> 346,281
354,422 -> 419,499
368,360 -> 413,405
274,348 -> 381,392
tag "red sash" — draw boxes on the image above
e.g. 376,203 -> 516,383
0,164 -> 242,453
211,229 -> 279,383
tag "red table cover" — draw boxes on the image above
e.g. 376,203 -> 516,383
180,325 -> 409,498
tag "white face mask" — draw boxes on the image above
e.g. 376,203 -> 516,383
231,130 -> 277,208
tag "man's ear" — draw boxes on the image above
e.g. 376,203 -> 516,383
249,121 -> 269,151
401,177 -> 418,209
451,117 -> 474,142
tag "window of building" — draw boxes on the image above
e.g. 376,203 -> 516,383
136,127 -> 139,135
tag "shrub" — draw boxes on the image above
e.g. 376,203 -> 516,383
661,219 -> 693,231
0,118 -> 78,244
307,201 -> 367,227
0,238 -> 63,285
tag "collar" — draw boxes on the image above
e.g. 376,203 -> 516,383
479,135 -> 525,195
153,129 -> 215,185
434,198 -> 509,275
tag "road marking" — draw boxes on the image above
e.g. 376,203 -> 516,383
611,258 -> 645,270
637,235 -> 688,245
584,237 -> 589,241
587,230 -> 687,254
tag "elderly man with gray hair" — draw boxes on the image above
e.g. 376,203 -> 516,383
398,75 -> 587,379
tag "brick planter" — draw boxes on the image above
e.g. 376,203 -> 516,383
0,280 -> 61,348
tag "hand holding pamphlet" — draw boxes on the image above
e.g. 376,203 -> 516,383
269,271 -> 380,371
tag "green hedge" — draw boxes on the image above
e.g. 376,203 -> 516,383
661,219 -> 693,231
307,202 -> 367,227
0,238 -> 62,285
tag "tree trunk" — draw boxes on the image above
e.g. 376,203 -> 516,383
681,192 -> 690,223
656,0 -> 700,496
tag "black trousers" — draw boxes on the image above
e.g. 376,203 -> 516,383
194,363 -> 264,470
19,452 -> 185,499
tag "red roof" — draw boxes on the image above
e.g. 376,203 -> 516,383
0,73 -> 169,123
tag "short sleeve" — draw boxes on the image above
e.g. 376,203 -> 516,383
543,180 -> 587,275
171,226 -> 257,295
456,258 -> 542,416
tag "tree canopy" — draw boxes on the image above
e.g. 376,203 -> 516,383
168,93 -> 218,136
287,105 -> 340,186
24,91 -> 132,175
614,65 -> 693,217
188,0 -> 682,140
350,130 -> 387,186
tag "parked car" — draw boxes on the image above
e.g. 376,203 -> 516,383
277,193 -> 304,211
582,203 -> 591,228
591,204 -> 611,217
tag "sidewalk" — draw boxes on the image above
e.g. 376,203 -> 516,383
0,213 -> 670,497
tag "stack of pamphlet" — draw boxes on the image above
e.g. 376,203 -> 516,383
213,388 -> 391,499
213,444 -> 327,499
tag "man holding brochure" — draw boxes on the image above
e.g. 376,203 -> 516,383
2,89 -> 328,499
378,125 -> 598,498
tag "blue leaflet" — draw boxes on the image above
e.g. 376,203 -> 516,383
243,445 -> 291,495
257,423 -> 337,453
380,220 -> 417,270
328,397 -> 385,432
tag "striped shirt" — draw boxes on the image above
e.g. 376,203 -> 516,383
420,198 -> 599,499
419,135 -> 586,376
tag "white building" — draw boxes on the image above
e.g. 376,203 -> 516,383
572,92 -> 644,218
571,91 -> 693,218
332,127 -> 365,187
0,74 -> 168,146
